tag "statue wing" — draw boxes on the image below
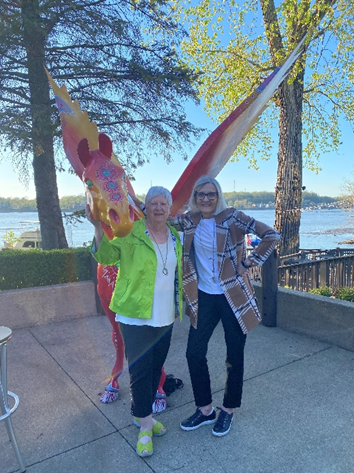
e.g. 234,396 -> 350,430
170,37 -> 306,216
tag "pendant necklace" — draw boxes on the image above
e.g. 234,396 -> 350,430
197,218 -> 217,282
148,224 -> 169,276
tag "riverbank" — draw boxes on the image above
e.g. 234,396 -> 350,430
0,190 -> 346,214
0,201 -> 349,213
338,238 -> 354,244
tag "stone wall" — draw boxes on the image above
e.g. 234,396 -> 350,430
0,281 -> 99,329
254,283 -> 354,352
1,281 -> 353,351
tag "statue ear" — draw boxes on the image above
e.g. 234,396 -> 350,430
98,133 -> 113,158
77,138 -> 92,167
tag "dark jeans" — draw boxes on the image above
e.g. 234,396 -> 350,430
186,290 -> 247,409
119,323 -> 173,418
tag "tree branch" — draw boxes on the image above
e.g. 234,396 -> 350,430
259,0 -> 284,64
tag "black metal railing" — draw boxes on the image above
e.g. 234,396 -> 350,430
249,248 -> 354,291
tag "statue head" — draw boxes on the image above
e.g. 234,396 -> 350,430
78,133 -> 135,237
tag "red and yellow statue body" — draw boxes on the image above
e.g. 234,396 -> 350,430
47,70 -> 167,409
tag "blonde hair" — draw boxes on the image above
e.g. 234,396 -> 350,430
188,176 -> 228,215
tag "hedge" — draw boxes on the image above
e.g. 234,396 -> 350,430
0,247 -> 94,291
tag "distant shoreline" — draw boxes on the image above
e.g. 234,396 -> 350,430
0,206 -> 351,214
0,208 -> 84,213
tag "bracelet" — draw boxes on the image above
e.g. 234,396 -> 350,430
241,259 -> 252,269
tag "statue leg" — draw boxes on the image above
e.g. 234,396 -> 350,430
96,263 -> 167,409
157,366 -> 166,397
152,366 -> 167,413
99,296 -> 124,403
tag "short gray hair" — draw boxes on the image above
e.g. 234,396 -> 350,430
188,176 -> 228,215
145,186 -> 172,207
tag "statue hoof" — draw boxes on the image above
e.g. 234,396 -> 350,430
100,387 -> 119,403
152,397 -> 166,413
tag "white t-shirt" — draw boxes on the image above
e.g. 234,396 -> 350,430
194,218 -> 223,295
115,231 -> 177,327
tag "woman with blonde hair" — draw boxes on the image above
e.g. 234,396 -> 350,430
177,175 -> 280,436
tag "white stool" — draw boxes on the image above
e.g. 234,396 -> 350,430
0,326 -> 26,472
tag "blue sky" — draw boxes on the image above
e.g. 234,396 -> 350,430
0,97 -> 352,200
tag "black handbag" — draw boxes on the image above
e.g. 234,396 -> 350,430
163,374 -> 184,396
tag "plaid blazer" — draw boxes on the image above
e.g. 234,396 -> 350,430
179,208 -> 280,334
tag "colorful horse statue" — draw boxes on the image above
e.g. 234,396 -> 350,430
47,70 -> 168,409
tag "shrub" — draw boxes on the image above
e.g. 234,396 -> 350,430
309,286 -> 332,297
333,287 -> 354,302
308,286 -> 354,302
0,247 -> 93,291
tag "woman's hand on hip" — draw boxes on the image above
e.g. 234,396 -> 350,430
238,257 -> 252,276
237,263 -> 249,276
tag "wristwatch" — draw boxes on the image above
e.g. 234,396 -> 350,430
241,259 -> 252,269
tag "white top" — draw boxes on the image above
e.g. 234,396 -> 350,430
194,218 -> 223,295
115,231 -> 177,327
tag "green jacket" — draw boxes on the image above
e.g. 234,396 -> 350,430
93,218 -> 183,321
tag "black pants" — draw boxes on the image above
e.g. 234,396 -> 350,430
186,290 -> 247,409
119,323 -> 173,418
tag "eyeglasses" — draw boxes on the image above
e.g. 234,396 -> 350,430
195,192 -> 218,201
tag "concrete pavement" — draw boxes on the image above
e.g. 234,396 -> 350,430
1,314 -> 354,473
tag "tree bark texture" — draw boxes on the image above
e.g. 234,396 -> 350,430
275,74 -> 304,256
260,0 -> 306,256
21,0 -> 68,249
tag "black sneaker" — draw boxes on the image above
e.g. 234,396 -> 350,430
212,410 -> 233,437
180,408 -> 216,431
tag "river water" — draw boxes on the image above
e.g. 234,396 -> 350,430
1,208 -> 354,249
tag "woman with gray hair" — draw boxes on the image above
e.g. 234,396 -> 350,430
87,186 -> 183,457
177,175 -> 280,437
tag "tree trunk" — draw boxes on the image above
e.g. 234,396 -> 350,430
275,72 -> 305,256
259,0 -> 305,257
21,0 -> 68,249
260,0 -> 335,257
